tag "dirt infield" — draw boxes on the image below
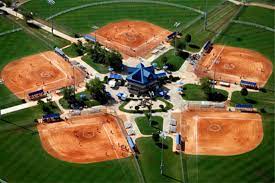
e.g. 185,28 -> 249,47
91,20 -> 171,58
173,111 -> 263,156
0,51 -> 85,99
37,113 -> 131,163
195,45 -> 273,87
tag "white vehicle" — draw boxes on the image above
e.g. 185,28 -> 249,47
219,81 -> 230,87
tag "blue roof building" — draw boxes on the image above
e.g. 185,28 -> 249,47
126,63 -> 166,95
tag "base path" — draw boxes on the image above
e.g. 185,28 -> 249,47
91,20 -> 171,58
173,111 -> 263,156
37,113 -> 131,163
0,51 -> 85,99
195,45 -> 273,87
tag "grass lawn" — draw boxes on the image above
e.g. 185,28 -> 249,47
183,1 -> 241,51
136,137 -> 183,183
152,49 -> 185,71
22,0 -> 223,19
52,2 -> 199,34
236,6 -> 274,28
231,91 -> 275,114
0,15 -> 19,32
0,85 -> 22,109
0,106 -> 142,183
215,24 -> 274,89
183,113 -> 274,183
181,84 -> 228,101
63,44 -> 81,58
82,55 -> 109,74
135,116 -> 163,135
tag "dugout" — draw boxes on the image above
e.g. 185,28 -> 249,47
42,113 -> 61,123
175,133 -> 182,151
127,136 -> 136,151
84,34 -> 96,42
235,104 -> 255,112
28,89 -> 45,100
54,47 -> 69,61
240,80 -> 258,89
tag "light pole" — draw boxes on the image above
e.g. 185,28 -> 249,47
204,0 -> 208,31
47,0 -> 55,35
160,131 -> 167,175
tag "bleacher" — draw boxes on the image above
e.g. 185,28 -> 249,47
240,80 -> 257,89
54,47 -> 69,61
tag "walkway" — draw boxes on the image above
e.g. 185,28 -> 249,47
231,20 -> 275,32
228,0 -> 275,10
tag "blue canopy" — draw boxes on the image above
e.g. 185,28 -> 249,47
109,73 -> 123,80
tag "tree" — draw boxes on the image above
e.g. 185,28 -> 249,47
175,38 -> 186,50
185,34 -> 192,43
200,77 -> 211,95
63,87 -> 75,101
152,132 -> 160,142
3,0 -> 12,7
135,106 -> 140,111
86,78 -> 108,104
241,87 -> 248,96
108,51 -> 123,72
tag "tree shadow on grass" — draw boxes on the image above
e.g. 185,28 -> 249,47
245,98 -> 257,104
155,143 -> 168,149
162,173 -> 183,183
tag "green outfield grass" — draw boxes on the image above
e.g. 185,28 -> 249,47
135,116 -> 163,135
0,85 -> 22,109
183,1 -> 241,51
215,24 -> 274,89
136,137 -> 183,182
152,49 -> 185,71
0,106 -> 142,183
236,6 -> 274,28
21,0 -> 223,19
0,15 -> 19,32
181,84 -> 228,101
52,2 -> 199,34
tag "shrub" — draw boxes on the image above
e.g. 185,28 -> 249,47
241,88 -> 248,96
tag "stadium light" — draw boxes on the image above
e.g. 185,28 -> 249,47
47,0 -> 55,35
160,131 -> 167,175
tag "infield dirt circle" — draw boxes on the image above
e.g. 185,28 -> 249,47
37,113 -> 131,163
91,20 -> 171,58
195,45 -> 273,87
173,111 -> 263,156
0,51 -> 85,99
